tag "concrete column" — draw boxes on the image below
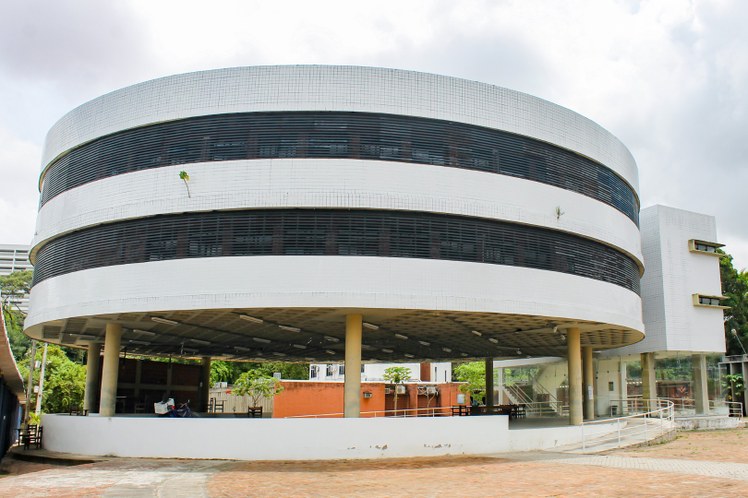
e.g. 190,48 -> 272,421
567,327 -> 583,425
641,352 -> 657,410
582,346 -> 595,420
344,314 -> 363,418
692,354 -> 709,414
618,358 -> 628,415
200,356 -> 212,412
496,368 -> 505,404
99,323 -> 122,417
485,358 -> 494,406
83,343 -> 102,413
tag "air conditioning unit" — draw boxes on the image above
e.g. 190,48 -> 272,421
396,385 -> 406,394
363,391 -> 373,399
384,388 -> 393,395
426,386 -> 437,395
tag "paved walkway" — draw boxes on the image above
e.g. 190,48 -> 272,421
3,435 -> 748,497
498,451 -> 748,481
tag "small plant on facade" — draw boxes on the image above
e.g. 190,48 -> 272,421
383,366 -> 412,415
179,170 -> 191,198
232,369 -> 284,410
555,206 -> 565,221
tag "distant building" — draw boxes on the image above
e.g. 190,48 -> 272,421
309,362 -> 452,383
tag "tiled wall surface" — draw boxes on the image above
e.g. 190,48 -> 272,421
41,66 -> 639,190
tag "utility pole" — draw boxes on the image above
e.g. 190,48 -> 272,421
23,340 -> 37,427
35,343 -> 49,415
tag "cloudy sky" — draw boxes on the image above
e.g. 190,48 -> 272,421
1,0 -> 746,268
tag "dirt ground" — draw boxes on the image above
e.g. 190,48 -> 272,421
616,427 -> 748,462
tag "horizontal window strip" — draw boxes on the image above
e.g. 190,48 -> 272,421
32,209 -> 640,294
40,112 -> 639,224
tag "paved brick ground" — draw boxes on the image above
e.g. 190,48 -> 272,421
0,428 -> 746,497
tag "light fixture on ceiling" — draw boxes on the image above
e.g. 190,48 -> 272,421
234,346 -> 251,352
471,330 -> 482,336
129,340 -> 151,346
381,348 -> 394,353
133,329 -> 157,337
71,334 -> 97,341
394,333 -> 408,340
272,352 -> 287,357
252,337 -> 271,344
404,353 -> 415,358
292,344 -> 307,349
151,317 -> 179,326
362,322 -> 379,330
324,336 -> 340,343
488,338 -> 499,344
442,347 -> 452,353
239,314 -> 264,324
516,349 -> 522,355
418,340 -> 431,346
189,338 -> 211,346
278,325 -> 301,333
325,350 -> 336,355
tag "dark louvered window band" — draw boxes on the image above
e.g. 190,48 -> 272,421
32,209 -> 640,294
41,112 -> 639,224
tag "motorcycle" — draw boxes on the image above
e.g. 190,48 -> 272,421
154,398 -> 194,417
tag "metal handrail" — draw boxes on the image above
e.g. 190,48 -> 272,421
287,406 -> 455,419
582,399 -> 675,451
658,397 -> 743,419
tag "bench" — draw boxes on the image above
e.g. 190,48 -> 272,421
247,407 -> 263,418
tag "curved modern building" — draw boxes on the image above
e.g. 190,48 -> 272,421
25,66 -> 644,419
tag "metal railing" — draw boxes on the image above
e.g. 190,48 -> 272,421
581,399 -> 675,451
287,406 -> 454,418
658,397 -> 744,419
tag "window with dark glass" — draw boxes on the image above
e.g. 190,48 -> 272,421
32,209 -> 641,294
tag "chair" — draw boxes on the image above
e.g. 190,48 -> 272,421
22,425 -> 43,450
213,400 -> 225,413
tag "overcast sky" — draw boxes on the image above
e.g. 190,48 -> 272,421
1,0 -> 746,269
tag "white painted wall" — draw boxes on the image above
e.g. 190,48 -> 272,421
41,413 -> 617,460
41,66 -> 638,189
26,256 -> 644,340
608,205 -> 725,355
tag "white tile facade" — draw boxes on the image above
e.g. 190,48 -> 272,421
608,205 -> 725,355
28,66 -> 645,352
41,66 -> 639,191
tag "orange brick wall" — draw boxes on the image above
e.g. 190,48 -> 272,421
273,381 -> 466,418
273,381 -> 385,418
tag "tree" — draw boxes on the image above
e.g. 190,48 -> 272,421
383,366 -> 411,414
720,252 -> 748,356
0,269 -> 32,312
0,269 -> 33,360
232,369 -> 284,408
17,344 -> 86,414
454,361 -> 486,402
